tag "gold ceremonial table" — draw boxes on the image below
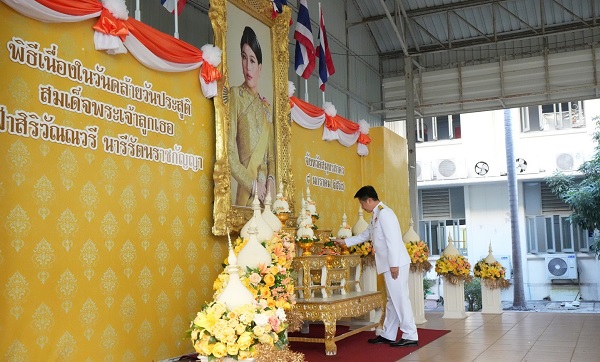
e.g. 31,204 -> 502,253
289,255 -> 385,356
289,291 -> 385,356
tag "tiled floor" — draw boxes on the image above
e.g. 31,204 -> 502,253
400,311 -> 600,361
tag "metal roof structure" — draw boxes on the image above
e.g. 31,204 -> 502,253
351,0 -> 600,72
343,0 -> 600,120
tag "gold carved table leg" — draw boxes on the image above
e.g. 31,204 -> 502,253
323,315 -> 337,356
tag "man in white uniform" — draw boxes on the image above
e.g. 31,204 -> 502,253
335,185 -> 418,347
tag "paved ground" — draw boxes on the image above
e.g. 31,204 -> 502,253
424,300 -> 600,313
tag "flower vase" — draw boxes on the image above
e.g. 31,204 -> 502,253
408,270 -> 427,324
481,283 -> 503,314
442,277 -> 467,319
299,242 -> 314,256
360,263 -> 382,323
276,212 -> 289,224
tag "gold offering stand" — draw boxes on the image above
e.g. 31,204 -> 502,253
290,252 -> 384,356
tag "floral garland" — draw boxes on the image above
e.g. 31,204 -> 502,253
189,301 -> 288,360
473,259 -> 511,290
214,230 -> 296,310
435,254 -> 472,285
405,241 -> 433,273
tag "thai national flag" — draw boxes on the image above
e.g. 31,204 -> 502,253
272,0 -> 288,15
294,0 -> 315,79
316,6 -> 335,91
161,0 -> 187,16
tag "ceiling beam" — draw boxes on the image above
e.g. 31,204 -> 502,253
347,11 -> 399,27
379,0 -> 409,56
405,0 -> 502,18
380,21 -> 600,58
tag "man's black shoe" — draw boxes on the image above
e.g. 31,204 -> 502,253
367,335 -> 394,344
389,339 -> 418,347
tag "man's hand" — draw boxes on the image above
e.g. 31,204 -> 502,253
333,238 -> 347,247
390,266 -> 399,279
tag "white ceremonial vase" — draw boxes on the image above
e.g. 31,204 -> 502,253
262,194 -> 282,232
408,271 -> 427,324
481,283 -> 503,314
360,264 -> 382,323
237,218 -> 273,270
241,193 -> 274,243
442,278 -> 467,319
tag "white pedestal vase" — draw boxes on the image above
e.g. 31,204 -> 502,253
408,270 -> 427,324
481,283 -> 503,314
442,277 -> 467,319
361,263 -> 382,323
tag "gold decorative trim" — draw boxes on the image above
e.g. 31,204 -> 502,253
210,0 -> 294,235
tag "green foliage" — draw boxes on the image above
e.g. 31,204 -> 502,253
464,278 -> 482,311
546,116 -> 600,256
423,277 -> 436,299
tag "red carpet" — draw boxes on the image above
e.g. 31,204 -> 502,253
289,325 -> 450,361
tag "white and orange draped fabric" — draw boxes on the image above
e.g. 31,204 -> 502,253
290,95 -> 372,155
2,0 -> 222,97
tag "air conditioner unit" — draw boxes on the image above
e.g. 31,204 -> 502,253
545,254 -> 578,280
555,152 -> 584,172
416,161 -> 432,181
432,158 -> 465,180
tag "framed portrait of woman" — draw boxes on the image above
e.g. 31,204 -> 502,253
210,0 -> 294,235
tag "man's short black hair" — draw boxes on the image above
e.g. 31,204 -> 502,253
354,185 -> 379,201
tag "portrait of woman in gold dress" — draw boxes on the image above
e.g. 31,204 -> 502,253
228,26 -> 276,207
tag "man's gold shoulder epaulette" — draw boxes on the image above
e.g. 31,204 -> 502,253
378,205 -> 384,210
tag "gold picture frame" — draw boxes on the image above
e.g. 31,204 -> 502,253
210,0 -> 294,235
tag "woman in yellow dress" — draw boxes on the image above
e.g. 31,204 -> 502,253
228,26 -> 276,207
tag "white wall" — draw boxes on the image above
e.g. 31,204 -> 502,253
416,101 -> 600,302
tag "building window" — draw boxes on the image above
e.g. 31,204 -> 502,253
524,181 -> 594,253
418,187 -> 466,255
525,215 -> 592,253
521,101 -> 585,133
417,115 -> 462,142
419,219 -> 467,256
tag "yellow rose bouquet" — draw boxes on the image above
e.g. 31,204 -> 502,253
189,302 -> 289,361
348,240 -> 375,268
473,259 -> 511,290
435,254 -> 472,285
405,241 -> 433,273
349,240 -> 373,256
215,230 -> 297,311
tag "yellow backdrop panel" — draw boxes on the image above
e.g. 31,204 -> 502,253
290,122 -> 364,233
0,4 -> 228,361
363,127 -> 411,230
290,124 -> 410,234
